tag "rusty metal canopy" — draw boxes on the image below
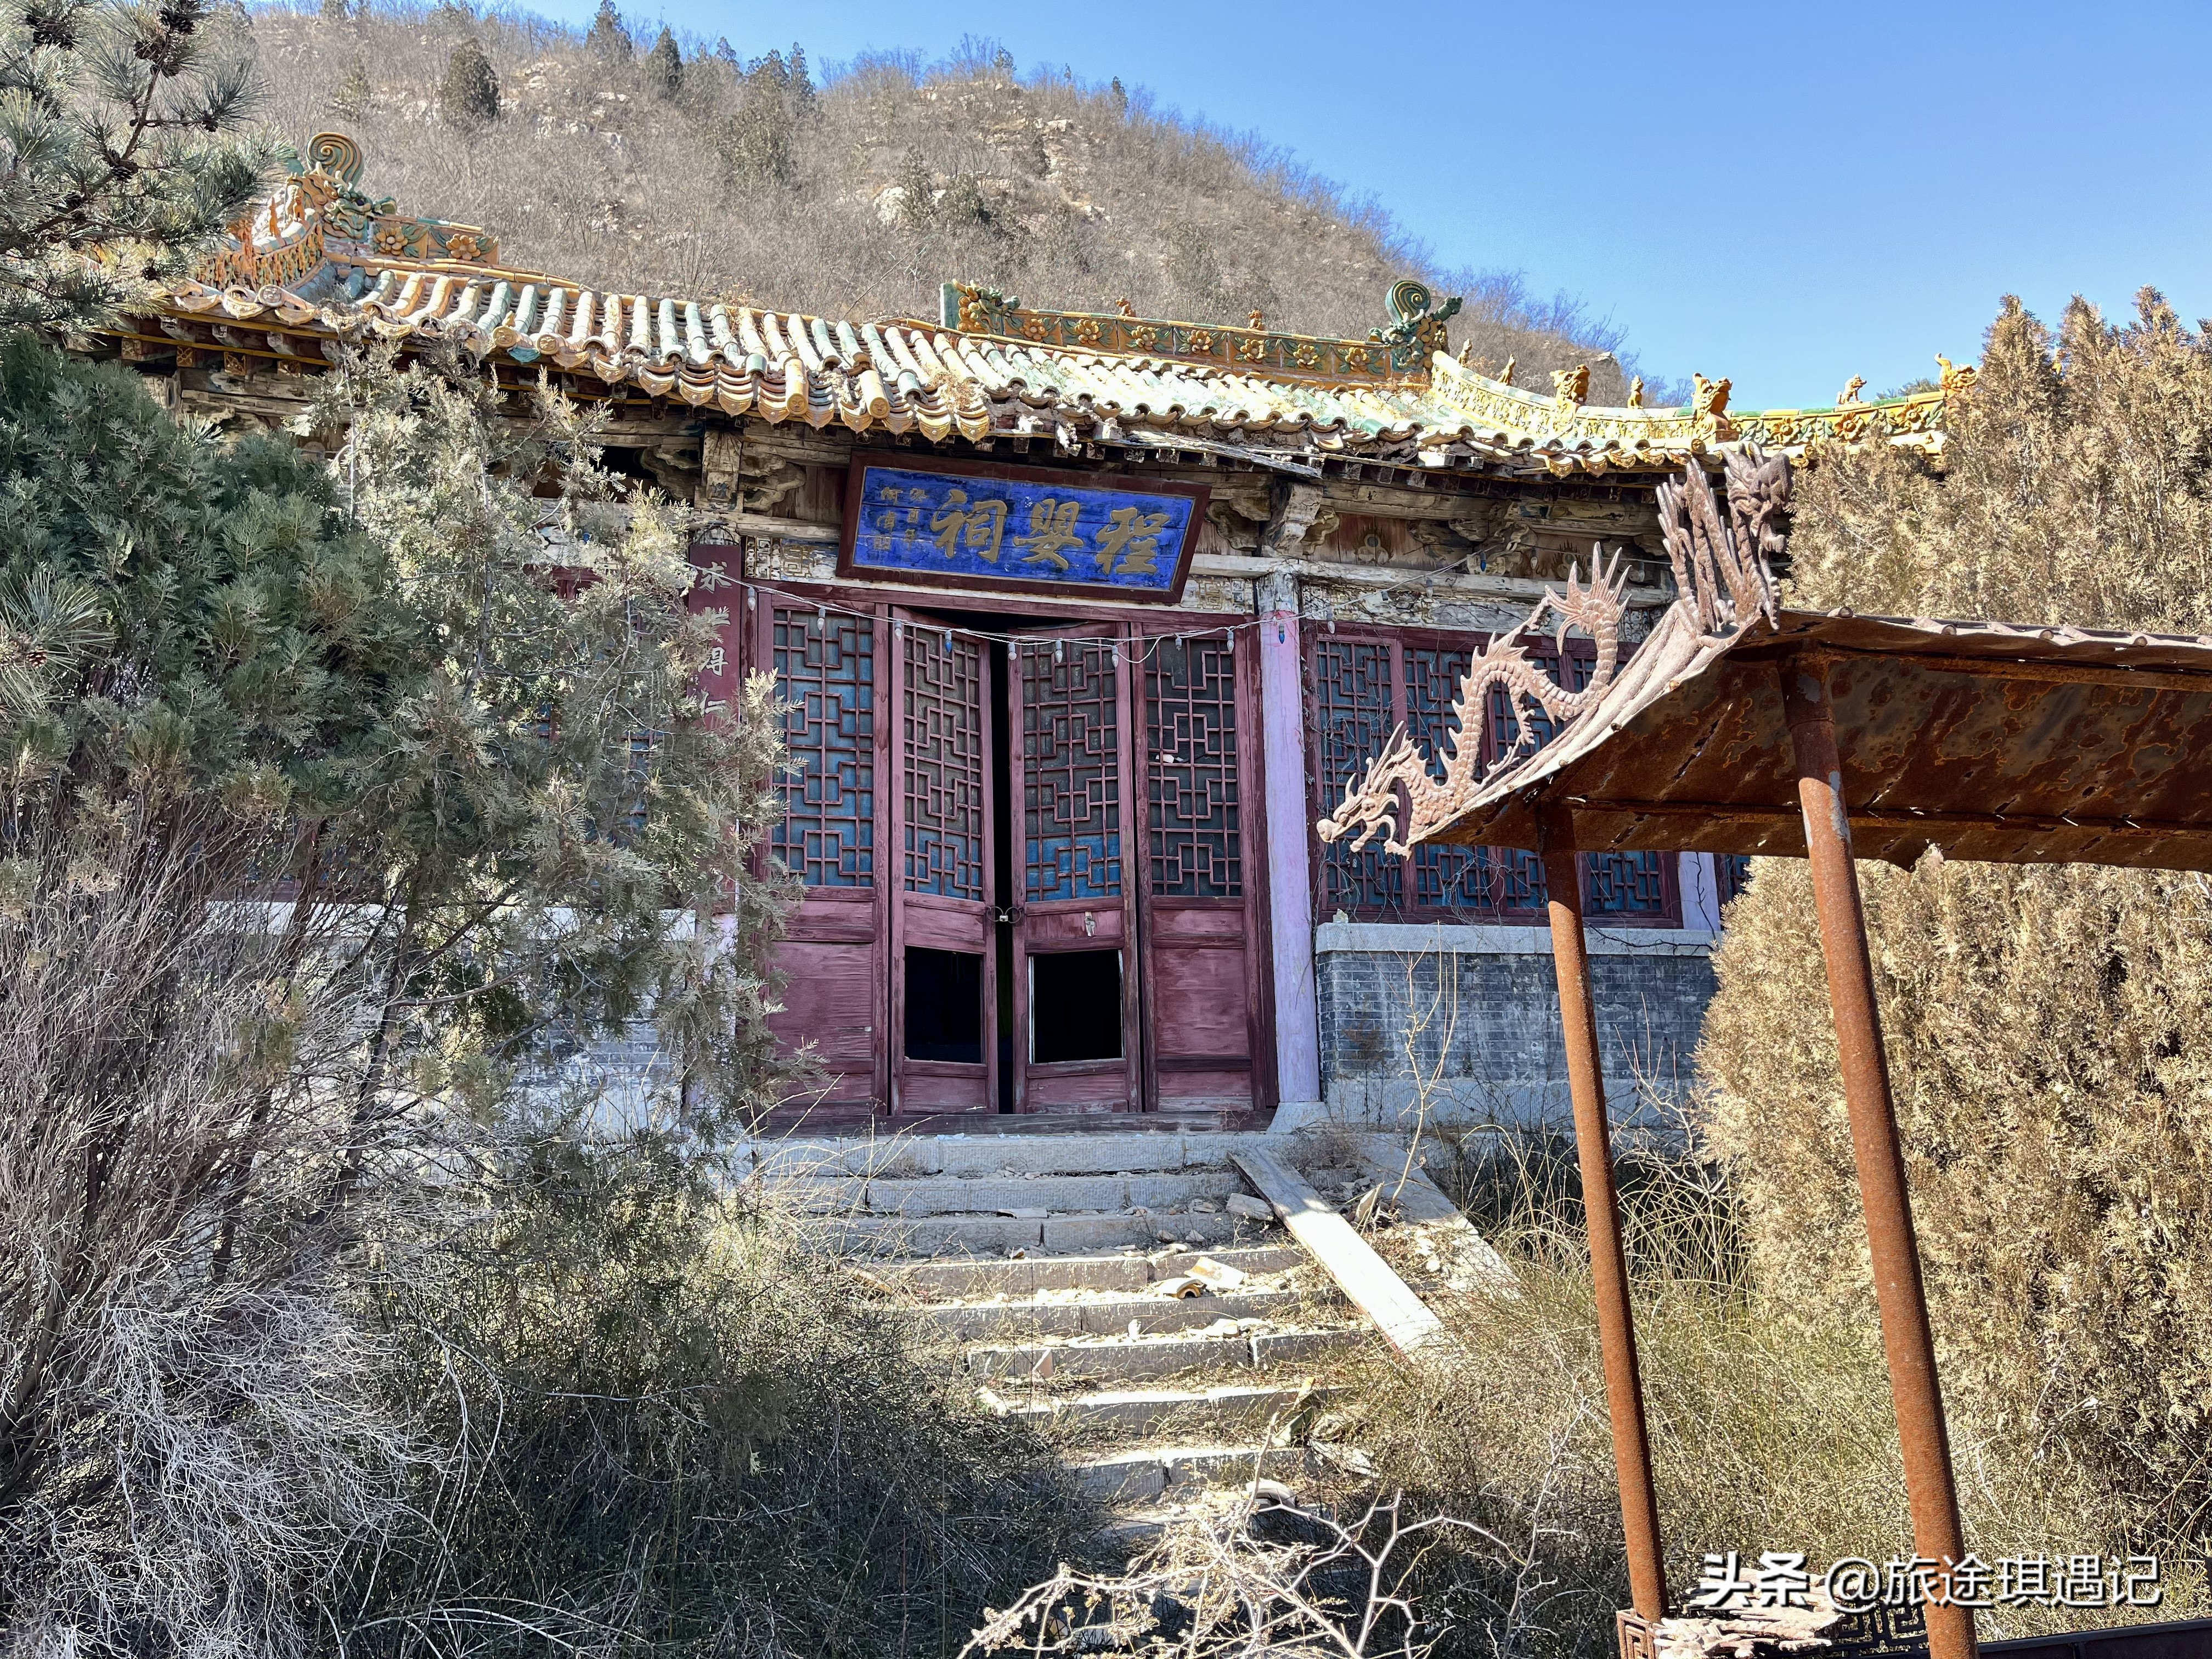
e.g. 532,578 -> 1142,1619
1319,454 -> 2212,874
1435,607 -> 2212,871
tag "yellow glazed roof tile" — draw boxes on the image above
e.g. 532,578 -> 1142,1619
126,134 -> 1967,475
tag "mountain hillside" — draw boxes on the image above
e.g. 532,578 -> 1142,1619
249,4 -> 1664,403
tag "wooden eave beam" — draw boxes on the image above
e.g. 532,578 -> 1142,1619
1737,642 -> 2212,697
1560,797 -> 2204,844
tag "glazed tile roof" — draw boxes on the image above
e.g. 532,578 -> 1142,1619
125,134 -> 1968,477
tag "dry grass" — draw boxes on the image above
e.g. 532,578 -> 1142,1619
235,3 -> 1668,399
341,1129 -> 1092,1659
0,827 -> 420,1658
1330,1130 -> 2211,1658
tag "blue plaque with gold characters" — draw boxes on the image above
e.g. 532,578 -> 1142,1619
839,453 -> 1207,604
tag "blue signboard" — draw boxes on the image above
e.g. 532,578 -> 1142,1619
838,454 -> 1206,603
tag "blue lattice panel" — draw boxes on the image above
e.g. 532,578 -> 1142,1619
1586,850 -> 1669,915
1022,640 -> 1122,901
903,628 -> 986,900
771,610 -> 874,888
1407,646 -> 1486,913
1717,853 -> 1753,903
1312,637 -> 1400,911
1147,635 -> 1242,897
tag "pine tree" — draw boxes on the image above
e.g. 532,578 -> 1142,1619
717,51 -> 804,190
0,0 -> 269,331
331,55 -> 373,119
584,0 -> 629,59
644,25 -> 682,97
438,38 -> 500,126
893,145 -> 933,230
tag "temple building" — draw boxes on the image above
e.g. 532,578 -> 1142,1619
97,133 -> 1971,1131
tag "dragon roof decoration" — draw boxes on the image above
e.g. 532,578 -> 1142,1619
203,132 -> 501,296
1318,451 -> 1790,857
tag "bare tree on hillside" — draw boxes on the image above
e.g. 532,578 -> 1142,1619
238,4 -> 1662,393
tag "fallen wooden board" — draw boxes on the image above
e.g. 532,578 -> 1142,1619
1229,1150 -> 1452,1358
1352,1146 -> 1520,1296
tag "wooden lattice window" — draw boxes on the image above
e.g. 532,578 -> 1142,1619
901,625 -> 987,900
1717,854 -> 1753,905
1312,636 -> 1401,912
1021,639 -> 1122,902
1146,633 -> 1242,897
1306,625 -> 1677,923
771,608 -> 874,888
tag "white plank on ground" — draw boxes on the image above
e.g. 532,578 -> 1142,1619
1228,1150 -> 1452,1358
1352,1146 -> 1520,1295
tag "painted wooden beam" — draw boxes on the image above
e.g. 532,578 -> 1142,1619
1229,1150 -> 1448,1357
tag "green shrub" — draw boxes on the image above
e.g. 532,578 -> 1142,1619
438,37 -> 500,125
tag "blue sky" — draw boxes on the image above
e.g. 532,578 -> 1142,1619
541,0 -> 2210,410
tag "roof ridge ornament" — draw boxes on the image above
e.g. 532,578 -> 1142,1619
1316,452 -> 1791,857
936,277 -> 1453,382
202,129 -> 500,292
1370,278 -> 1460,358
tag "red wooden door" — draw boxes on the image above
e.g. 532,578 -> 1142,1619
1137,628 -> 1271,1113
1009,625 -> 1143,1112
758,599 -> 887,1116
889,610 -> 997,1116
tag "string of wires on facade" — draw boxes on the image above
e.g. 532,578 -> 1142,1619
726,533 -> 1644,664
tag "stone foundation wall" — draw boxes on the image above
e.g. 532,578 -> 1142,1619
1310,922 -> 1717,1128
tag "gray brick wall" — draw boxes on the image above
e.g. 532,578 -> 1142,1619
1315,944 -> 1716,1127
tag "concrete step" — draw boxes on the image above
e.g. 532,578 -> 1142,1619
886,1243 -> 1305,1299
1070,1443 -> 1313,1504
981,1380 -> 1344,1436
915,1287 -> 1313,1342
822,1208 -> 1256,1258
752,1130 -> 1290,1181
777,1169 -> 1248,1217
969,1324 -> 1367,1386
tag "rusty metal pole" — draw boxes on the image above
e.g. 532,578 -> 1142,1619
1780,657 -> 1977,1659
1540,805 -> 1668,1623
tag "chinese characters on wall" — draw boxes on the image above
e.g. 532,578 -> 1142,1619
841,458 -> 1203,601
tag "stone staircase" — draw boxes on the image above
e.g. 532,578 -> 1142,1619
749,1128 -> 1412,1542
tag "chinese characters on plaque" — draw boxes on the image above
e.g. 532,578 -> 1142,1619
839,456 -> 1205,602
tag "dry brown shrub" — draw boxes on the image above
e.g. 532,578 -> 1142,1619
1357,1130 -> 2192,1657
1700,289 -> 2212,1549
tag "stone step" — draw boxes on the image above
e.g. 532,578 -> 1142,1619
822,1208 -> 1255,1258
751,1130 -> 1292,1181
886,1243 -> 1306,1299
969,1324 -> 1367,1386
777,1169 -> 1248,1217
981,1380 -> 1345,1436
1070,1443 -> 1314,1504
916,1287 -> 1313,1342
